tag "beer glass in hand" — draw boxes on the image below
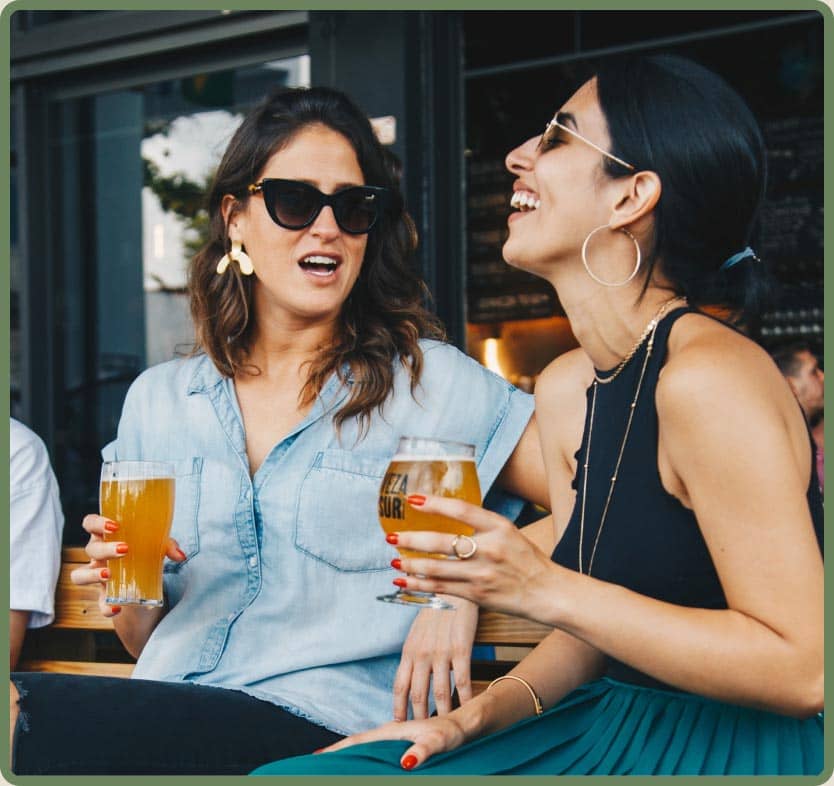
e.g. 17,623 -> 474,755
378,437 -> 481,609
100,460 -> 176,607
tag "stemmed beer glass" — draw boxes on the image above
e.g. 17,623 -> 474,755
377,437 -> 481,609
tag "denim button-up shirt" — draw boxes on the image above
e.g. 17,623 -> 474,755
102,340 -> 534,734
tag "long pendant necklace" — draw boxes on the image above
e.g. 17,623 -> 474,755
578,297 -> 685,575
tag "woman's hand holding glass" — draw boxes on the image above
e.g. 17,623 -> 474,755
70,513 -> 187,617
387,495 -> 557,620
378,437 -> 482,609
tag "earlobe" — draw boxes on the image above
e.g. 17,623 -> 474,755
609,171 -> 662,229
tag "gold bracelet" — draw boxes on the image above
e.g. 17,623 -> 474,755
485,675 -> 543,716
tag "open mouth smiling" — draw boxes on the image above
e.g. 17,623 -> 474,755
510,190 -> 541,212
299,254 -> 340,276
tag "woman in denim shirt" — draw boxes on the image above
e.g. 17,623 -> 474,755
10,87 -> 546,775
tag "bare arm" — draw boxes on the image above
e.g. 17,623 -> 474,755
495,416 -> 549,510
396,334 -> 823,718
111,607 -> 167,660
533,348 -> 591,540
518,514 -> 556,553
468,627 -> 605,736
497,347 -> 594,524
324,625 -> 605,768
10,611 -> 30,671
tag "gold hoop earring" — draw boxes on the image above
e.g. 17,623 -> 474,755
216,240 -> 254,276
581,225 -> 641,287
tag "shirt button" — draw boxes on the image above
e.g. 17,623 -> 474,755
248,556 -> 258,567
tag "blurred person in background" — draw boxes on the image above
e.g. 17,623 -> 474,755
9,418 -> 64,670
773,343 -> 823,492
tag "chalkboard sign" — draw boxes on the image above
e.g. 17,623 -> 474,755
757,116 -> 824,288
466,158 -> 558,323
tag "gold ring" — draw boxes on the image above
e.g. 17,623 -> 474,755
451,534 -> 477,560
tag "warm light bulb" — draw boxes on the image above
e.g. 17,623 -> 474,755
483,338 -> 505,378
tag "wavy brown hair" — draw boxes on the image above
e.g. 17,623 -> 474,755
189,86 -> 445,434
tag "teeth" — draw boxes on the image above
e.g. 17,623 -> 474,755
510,191 -> 540,211
301,255 -> 338,266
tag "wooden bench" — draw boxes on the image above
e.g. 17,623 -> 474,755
18,549 -> 552,685
471,611 -> 552,694
17,547 -> 135,677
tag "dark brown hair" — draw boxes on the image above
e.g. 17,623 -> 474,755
593,54 -> 772,323
189,86 -> 445,433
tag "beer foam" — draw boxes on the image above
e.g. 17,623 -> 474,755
101,476 -> 174,482
390,455 -> 476,463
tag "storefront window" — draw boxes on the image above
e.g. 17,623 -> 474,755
50,55 -> 310,539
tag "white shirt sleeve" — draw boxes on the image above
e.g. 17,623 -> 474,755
10,418 -> 65,628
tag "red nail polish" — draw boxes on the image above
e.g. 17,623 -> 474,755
386,533 -> 399,545
100,568 -> 110,579
401,754 -> 418,770
110,605 -> 122,614
391,558 -> 402,570
393,578 -> 407,588
104,521 -> 119,532
115,543 -> 129,554
175,548 -> 187,561
407,494 -> 426,506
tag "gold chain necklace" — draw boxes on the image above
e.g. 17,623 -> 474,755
594,297 -> 686,385
578,298 -> 685,575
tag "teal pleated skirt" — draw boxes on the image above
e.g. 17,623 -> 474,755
251,678 -> 823,776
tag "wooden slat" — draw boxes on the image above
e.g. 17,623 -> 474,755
18,659 -> 134,678
52,564 -> 115,631
17,549 -> 135,677
62,546 -> 90,564
474,611 -> 552,647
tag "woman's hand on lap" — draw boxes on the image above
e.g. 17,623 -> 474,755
318,714 -> 468,770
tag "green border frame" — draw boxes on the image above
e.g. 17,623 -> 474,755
1,3 -> 831,785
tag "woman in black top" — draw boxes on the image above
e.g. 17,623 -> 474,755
255,54 -> 824,776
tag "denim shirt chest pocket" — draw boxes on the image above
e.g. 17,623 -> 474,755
294,449 -> 392,572
163,457 -> 203,573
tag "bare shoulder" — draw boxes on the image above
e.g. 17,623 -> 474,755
658,313 -> 791,415
535,347 -> 594,402
534,347 -> 591,490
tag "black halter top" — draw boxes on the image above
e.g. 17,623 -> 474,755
551,307 -> 824,689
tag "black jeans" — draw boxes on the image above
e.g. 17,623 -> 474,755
11,673 -> 343,775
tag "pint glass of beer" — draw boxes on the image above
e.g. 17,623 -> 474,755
378,436 -> 481,609
100,460 -> 176,607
